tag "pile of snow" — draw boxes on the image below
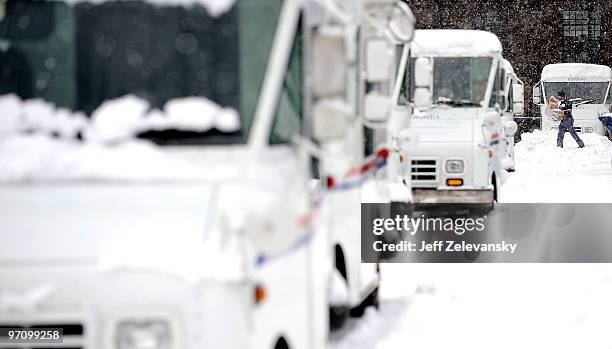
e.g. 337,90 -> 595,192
330,299 -> 411,349
0,94 -> 241,182
541,63 -> 612,82
411,30 -> 502,57
501,130 -> 612,202
88,95 -> 240,143
0,134 -> 211,182
63,0 -> 237,18
329,269 -> 349,306
0,94 -> 87,138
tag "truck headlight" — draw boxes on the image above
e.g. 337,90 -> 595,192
116,320 -> 172,349
445,159 -> 464,174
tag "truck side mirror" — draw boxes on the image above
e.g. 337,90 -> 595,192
365,38 -> 391,83
313,32 -> 347,98
364,92 -> 390,122
312,100 -> 351,142
413,57 -> 433,108
363,39 -> 392,123
312,28 -> 350,141
532,83 -> 542,105
512,83 -> 525,116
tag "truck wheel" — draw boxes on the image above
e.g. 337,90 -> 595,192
492,174 -> 499,203
330,304 -> 349,330
274,337 -> 289,349
349,285 -> 379,317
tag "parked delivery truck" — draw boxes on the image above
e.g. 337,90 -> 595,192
533,63 -> 612,137
391,30 -> 523,205
0,0 -> 414,348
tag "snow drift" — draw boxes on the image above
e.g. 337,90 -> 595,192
63,0 -> 237,18
0,94 -> 241,183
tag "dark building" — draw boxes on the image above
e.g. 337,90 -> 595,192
402,0 -> 612,119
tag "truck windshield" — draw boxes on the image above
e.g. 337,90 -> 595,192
543,82 -> 611,104
432,57 -> 492,106
0,0 -> 281,145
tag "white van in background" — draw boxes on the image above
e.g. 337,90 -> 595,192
533,63 -> 612,136
392,30 -> 523,206
0,0 -> 414,348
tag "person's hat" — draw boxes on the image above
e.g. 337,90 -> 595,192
557,90 -> 566,98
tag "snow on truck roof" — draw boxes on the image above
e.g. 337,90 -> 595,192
61,0 -> 236,17
541,63 -> 612,82
410,30 -> 502,57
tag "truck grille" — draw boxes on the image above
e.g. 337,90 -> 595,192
573,126 -> 582,133
411,159 -> 438,182
0,323 -> 85,349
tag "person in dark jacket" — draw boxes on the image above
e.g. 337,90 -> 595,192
557,90 -> 585,148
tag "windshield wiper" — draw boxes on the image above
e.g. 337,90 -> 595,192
437,99 -> 480,107
137,129 -> 242,145
572,99 -> 599,106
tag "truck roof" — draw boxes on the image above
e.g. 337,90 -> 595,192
410,30 -> 502,57
541,63 -> 612,82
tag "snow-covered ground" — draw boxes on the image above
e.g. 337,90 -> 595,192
332,130 -> 612,349
502,130 -> 612,202
332,264 -> 612,349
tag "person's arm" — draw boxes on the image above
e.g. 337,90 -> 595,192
560,100 -> 572,118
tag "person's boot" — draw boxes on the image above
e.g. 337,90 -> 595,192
578,143 -> 585,148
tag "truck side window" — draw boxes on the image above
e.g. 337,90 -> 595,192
489,64 -> 502,108
269,16 -> 303,145
364,127 -> 374,156
507,77 -> 514,112
499,69 -> 507,110
398,56 -> 412,105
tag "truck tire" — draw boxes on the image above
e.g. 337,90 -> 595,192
274,337 -> 290,349
330,304 -> 349,331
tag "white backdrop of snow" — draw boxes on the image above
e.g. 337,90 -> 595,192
329,264 -> 612,349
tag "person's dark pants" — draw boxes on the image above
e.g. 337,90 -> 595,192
557,116 -> 585,148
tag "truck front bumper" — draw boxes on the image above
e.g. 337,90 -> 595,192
412,189 -> 494,204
